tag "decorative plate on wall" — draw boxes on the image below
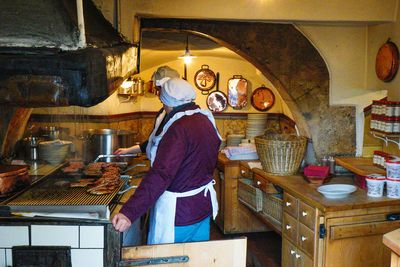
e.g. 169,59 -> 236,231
251,86 -> 275,111
375,40 -> 399,82
194,65 -> 216,94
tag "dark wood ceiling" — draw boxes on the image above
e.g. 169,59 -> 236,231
141,31 -> 220,51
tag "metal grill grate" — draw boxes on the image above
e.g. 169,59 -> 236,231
7,178 -> 127,206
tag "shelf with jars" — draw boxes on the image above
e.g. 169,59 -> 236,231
370,99 -> 400,149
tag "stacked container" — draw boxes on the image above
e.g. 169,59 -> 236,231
371,100 -> 400,134
386,159 -> 400,198
373,150 -> 394,169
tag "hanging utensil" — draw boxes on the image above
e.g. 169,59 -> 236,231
251,85 -> 275,111
194,65 -> 216,95
227,75 -> 248,109
206,72 -> 228,112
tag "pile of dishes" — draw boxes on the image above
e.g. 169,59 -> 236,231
246,113 -> 268,141
38,140 -> 72,164
227,134 -> 245,147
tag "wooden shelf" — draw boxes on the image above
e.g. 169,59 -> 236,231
335,156 -> 385,176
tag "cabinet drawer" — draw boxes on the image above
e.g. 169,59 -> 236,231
253,173 -> 279,194
298,201 -> 315,229
282,238 -> 297,267
283,212 -> 297,244
298,223 -> 314,257
283,193 -> 298,218
295,246 -> 313,267
239,164 -> 251,179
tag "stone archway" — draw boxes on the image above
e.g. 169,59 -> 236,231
141,18 -> 356,161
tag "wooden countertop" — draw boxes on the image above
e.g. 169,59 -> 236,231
335,156 -> 385,176
383,228 -> 400,256
252,168 -> 400,213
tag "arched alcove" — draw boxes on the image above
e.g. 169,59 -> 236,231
141,18 -> 356,160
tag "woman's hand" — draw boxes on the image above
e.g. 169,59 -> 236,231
114,144 -> 141,156
113,148 -> 130,156
112,213 -> 132,232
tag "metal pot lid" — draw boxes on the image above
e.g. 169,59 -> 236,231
251,86 -> 275,111
194,65 -> 216,91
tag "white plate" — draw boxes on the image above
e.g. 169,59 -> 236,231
317,184 -> 357,199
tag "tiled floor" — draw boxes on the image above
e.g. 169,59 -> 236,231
210,222 -> 281,267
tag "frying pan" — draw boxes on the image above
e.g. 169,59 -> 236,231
206,73 -> 228,112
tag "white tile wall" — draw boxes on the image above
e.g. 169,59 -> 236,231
0,226 -> 29,248
0,249 -> 5,267
71,249 -> 103,267
31,225 -> 79,248
5,249 -> 11,267
80,226 -> 104,248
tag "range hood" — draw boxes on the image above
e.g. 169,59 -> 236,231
0,0 -> 137,107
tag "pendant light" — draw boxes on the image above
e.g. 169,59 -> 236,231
179,35 -> 196,80
179,35 -> 196,64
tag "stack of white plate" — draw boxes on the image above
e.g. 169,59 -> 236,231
227,134 -> 245,147
246,113 -> 268,140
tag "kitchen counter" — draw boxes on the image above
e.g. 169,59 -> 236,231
247,164 -> 400,267
253,168 -> 400,213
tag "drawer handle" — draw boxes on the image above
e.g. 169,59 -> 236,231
285,225 -> 291,230
285,202 -> 291,207
302,211 -> 308,217
257,181 -> 261,186
295,254 -> 301,259
301,236 -> 307,241
241,170 -> 245,174
290,250 -> 295,255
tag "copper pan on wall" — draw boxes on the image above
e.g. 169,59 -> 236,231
227,75 -> 248,109
206,73 -> 228,112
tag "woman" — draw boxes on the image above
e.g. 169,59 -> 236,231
112,67 -> 221,244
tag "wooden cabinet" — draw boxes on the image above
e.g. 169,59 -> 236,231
282,238 -> 313,267
252,167 -> 400,267
213,153 -> 268,233
282,192 -> 319,267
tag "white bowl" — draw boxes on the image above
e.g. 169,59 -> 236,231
317,184 -> 357,199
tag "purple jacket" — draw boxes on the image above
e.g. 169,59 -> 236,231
120,104 -> 221,226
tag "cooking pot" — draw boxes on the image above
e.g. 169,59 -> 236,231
82,129 -> 136,163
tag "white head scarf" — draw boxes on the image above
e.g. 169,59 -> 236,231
151,66 -> 180,86
159,78 -> 196,107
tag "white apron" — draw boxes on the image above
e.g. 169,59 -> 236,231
146,108 -> 221,245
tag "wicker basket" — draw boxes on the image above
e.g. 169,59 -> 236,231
261,193 -> 283,222
254,134 -> 307,175
238,179 -> 263,212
